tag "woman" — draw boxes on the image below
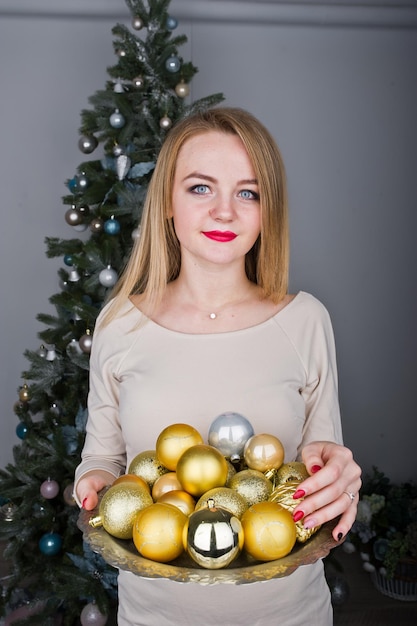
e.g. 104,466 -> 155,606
74,107 -> 361,625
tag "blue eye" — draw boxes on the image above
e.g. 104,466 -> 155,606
239,189 -> 259,200
191,184 -> 209,194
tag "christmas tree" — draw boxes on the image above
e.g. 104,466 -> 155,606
0,1 -> 223,623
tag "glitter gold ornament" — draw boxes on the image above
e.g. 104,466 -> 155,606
156,423 -> 203,471
195,487 -> 249,519
113,473 -> 150,493
133,502 -> 187,562
272,461 -> 309,487
158,490 -> 196,516
183,499 -> 244,569
269,481 -> 320,542
241,501 -> 296,561
176,444 -> 228,497
228,469 -> 273,507
89,482 -> 153,540
243,433 -> 284,474
128,450 -> 170,488
152,472 -> 182,500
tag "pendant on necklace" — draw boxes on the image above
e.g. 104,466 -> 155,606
209,313 -> 217,320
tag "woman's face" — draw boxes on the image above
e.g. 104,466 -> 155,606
170,130 -> 261,272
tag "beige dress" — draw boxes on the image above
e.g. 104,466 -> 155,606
75,291 -> 343,626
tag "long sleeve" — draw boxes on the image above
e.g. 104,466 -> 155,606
73,304 -> 129,505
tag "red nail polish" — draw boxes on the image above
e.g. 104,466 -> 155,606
82,497 -> 88,509
293,510 -> 304,523
293,489 -> 306,500
311,465 -> 322,473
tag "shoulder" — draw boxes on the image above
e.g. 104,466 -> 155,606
281,291 -> 332,325
275,291 -> 336,350
91,299 -> 143,357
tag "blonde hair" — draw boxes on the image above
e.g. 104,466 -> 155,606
101,107 -> 289,325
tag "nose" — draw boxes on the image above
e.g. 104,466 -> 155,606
209,193 -> 235,222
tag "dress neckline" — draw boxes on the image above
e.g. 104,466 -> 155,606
127,291 -> 303,337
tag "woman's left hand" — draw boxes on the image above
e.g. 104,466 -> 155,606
292,441 -> 362,542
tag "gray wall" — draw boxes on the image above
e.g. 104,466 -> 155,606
1,1 -> 416,483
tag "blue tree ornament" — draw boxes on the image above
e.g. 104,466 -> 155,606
38,532 -> 63,555
16,422 -> 29,440
104,217 -> 121,235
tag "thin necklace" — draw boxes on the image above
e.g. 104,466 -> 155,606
209,312 -> 217,319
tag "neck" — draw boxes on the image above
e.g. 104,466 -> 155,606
171,274 -> 257,313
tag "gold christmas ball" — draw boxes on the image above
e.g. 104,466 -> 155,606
113,473 -> 151,493
133,502 -> 187,562
195,487 -> 249,519
269,481 -> 320,543
183,499 -> 244,569
226,460 -> 237,483
158,490 -> 196,516
176,444 -> 228,497
243,433 -> 285,473
156,423 -> 203,471
241,501 -> 296,561
89,482 -> 153,540
175,81 -> 190,98
228,469 -> 273,507
152,472 -> 182,501
19,384 -> 31,402
128,450 -> 170,488
272,461 -> 309,487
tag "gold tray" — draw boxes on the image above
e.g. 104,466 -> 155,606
78,508 -> 339,585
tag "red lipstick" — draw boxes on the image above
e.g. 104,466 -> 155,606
202,231 -> 237,242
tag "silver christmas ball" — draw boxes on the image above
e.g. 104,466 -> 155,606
109,109 -> 125,129
78,135 -> 98,154
131,16 -> 144,30
40,479 -> 60,499
133,75 -> 144,89
165,55 -> 181,73
131,227 -> 141,241
208,412 -> 255,462
80,602 -> 108,626
64,206 -> 82,226
99,266 -> 118,287
159,116 -> 172,130
77,174 -> 89,190
79,331 -> 93,354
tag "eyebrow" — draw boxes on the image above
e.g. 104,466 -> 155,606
182,171 -> 258,185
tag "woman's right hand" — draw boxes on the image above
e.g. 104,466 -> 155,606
76,470 -> 116,510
